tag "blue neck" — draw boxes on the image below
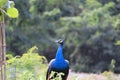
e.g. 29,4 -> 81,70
53,45 -> 68,69
55,45 -> 64,61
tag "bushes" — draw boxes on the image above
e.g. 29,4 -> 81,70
7,46 -> 47,80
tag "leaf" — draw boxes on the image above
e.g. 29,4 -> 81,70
0,0 -> 7,7
115,40 -> 120,45
7,7 -> 19,18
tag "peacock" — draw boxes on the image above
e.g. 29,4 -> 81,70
46,39 -> 69,80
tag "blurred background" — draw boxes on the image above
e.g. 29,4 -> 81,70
5,0 -> 120,73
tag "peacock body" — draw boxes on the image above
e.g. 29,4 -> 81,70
46,39 -> 69,80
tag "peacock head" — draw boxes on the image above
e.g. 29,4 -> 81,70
56,38 -> 65,46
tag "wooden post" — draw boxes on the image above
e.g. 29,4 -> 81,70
0,21 -> 6,80
0,22 -> 3,80
2,22 -> 6,80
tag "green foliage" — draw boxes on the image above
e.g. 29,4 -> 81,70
6,48 -> 120,80
57,0 -> 120,73
7,46 -> 47,80
109,59 -> 116,72
50,71 -> 64,80
0,0 -> 7,7
43,8 -> 61,17
102,71 -> 115,80
115,40 -> 120,45
0,0 -> 19,19
7,7 -> 19,18
85,0 -> 102,9
5,0 -> 120,73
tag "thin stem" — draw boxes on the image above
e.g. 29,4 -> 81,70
0,8 -> 9,17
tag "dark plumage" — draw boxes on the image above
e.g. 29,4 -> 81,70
46,39 -> 69,80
